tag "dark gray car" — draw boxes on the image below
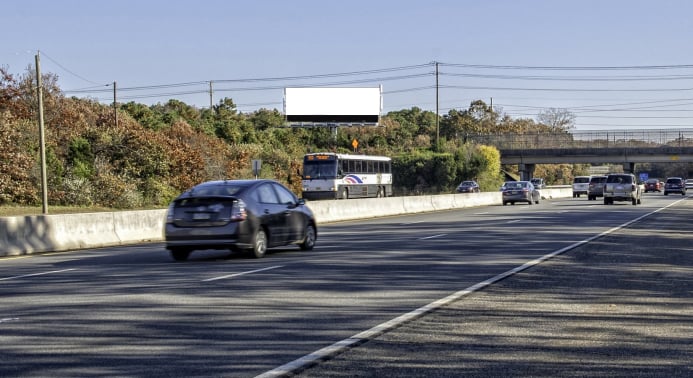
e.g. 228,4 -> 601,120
587,175 -> 607,200
456,180 -> 480,193
664,177 -> 687,196
501,181 -> 540,205
165,179 -> 317,261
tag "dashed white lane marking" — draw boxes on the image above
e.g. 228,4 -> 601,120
506,219 -> 522,223
418,234 -> 447,240
0,268 -> 76,282
0,318 -> 20,323
255,200 -> 682,378
202,265 -> 284,282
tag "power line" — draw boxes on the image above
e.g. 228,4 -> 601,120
40,51 -> 103,86
440,62 -> 693,70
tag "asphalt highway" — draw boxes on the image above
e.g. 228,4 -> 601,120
0,194 -> 690,377
294,195 -> 693,378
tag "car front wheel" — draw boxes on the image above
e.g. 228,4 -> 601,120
299,224 -> 316,251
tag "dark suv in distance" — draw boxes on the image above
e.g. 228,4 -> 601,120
664,177 -> 687,196
587,175 -> 607,200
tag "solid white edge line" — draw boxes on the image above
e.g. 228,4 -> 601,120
255,200 -> 683,378
0,268 -> 76,282
202,265 -> 284,282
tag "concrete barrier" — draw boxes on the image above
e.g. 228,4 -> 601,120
0,189 -> 571,257
0,210 -> 167,258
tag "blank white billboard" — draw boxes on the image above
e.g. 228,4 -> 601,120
284,87 -> 382,124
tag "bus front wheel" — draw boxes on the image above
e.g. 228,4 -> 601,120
340,187 -> 348,199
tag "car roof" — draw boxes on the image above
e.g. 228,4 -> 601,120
179,179 -> 278,198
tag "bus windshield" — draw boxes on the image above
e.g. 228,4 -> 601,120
303,159 -> 338,179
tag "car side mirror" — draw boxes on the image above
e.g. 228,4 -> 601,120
297,198 -> 306,205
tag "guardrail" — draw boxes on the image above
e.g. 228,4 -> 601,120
0,188 -> 572,257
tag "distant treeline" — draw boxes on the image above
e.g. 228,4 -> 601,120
2,67 -> 591,208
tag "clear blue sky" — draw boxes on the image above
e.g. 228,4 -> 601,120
4,0 -> 693,130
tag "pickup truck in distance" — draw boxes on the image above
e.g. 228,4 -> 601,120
603,173 -> 642,205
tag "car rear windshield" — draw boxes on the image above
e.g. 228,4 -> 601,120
574,177 -> 590,183
606,175 -> 633,184
192,185 -> 245,196
666,178 -> 682,184
590,177 -> 606,183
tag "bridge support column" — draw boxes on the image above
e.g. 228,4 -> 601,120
518,163 -> 535,181
623,162 -> 635,173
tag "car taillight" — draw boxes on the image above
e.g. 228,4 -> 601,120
230,199 -> 247,221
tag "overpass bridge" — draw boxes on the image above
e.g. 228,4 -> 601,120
468,129 -> 693,180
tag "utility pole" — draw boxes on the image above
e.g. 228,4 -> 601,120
435,61 -> 439,151
113,81 -> 117,127
209,81 -> 213,109
35,51 -> 48,214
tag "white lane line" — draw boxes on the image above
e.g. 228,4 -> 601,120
255,200 -> 681,378
0,268 -> 76,282
0,318 -> 20,323
202,265 -> 284,282
506,219 -> 521,223
418,234 -> 447,240
474,212 -> 489,215
401,220 -> 425,225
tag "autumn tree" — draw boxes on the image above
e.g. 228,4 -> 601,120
537,107 -> 576,131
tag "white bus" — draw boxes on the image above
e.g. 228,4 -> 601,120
301,153 -> 393,200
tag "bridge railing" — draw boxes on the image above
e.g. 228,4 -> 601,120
468,129 -> 693,150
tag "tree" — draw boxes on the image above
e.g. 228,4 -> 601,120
121,102 -> 166,131
249,108 -> 284,131
537,108 -> 576,132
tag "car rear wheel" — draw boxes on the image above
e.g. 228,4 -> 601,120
299,224 -> 316,251
249,228 -> 267,258
170,248 -> 191,262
